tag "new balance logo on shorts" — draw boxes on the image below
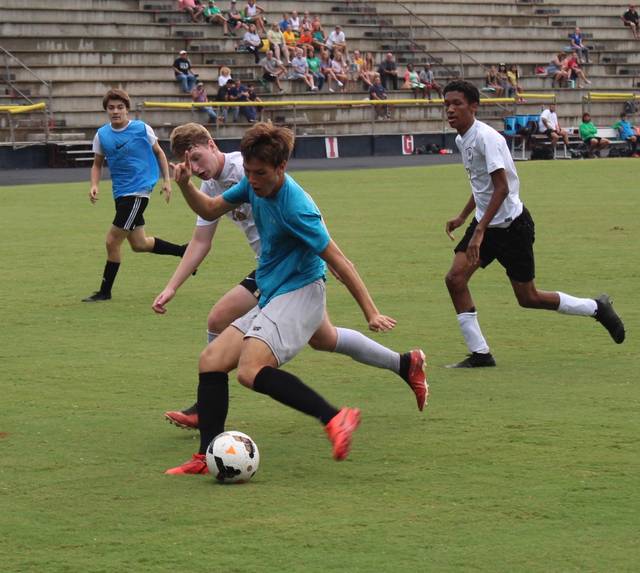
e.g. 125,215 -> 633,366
252,326 -> 262,331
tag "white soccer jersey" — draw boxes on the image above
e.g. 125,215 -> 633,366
197,151 -> 261,258
455,119 -> 523,227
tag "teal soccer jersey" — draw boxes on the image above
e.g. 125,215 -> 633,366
223,174 -> 329,306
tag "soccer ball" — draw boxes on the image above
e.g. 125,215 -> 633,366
205,431 -> 260,484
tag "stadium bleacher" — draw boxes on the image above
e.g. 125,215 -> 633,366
1,0 -> 638,160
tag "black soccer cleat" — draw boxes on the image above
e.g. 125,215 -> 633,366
82,291 -> 111,302
594,294 -> 625,344
445,352 -> 496,369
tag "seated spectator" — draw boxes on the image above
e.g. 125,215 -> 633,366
178,0 -> 204,22
282,27 -> 297,51
377,52 -> 399,90
260,50 -> 286,93
538,102 -> 570,150
296,27 -> 314,50
225,78 -> 241,122
565,51 -> 591,87
217,65 -> 232,88
369,74 -> 390,120
173,50 -> 198,93
191,81 -> 218,124
418,63 -> 443,100
497,63 -> 511,96
227,1 -> 248,35
506,64 -> 523,100
216,77 -> 236,122
403,63 -> 426,98
305,46 -> 324,91
279,12 -> 291,32
547,53 -> 570,87
326,25 -> 348,57
579,112 -> 610,157
613,112 -> 639,156
301,11 -> 313,33
320,49 -> 343,93
288,11 -> 301,35
622,4 -> 640,39
311,21 -> 327,51
348,49 -> 364,82
569,27 -> 590,64
203,1 -> 230,34
484,65 -> 504,97
236,83 -> 258,122
290,47 -> 318,91
330,52 -> 349,92
267,22 -> 290,64
359,52 -> 377,88
240,23 -> 263,64
243,0 -> 265,34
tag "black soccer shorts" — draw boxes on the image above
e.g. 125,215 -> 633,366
454,207 -> 536,283
113,195 -> 149,230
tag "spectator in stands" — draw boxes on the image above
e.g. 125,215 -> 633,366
506,64 -> 523,100
320,49 -> 343,93
173,50 -> 198,93
403,63 -> 426,98
296,27 -> 314,51
565,51 -> 591,87
496,63 -> 511,96
279,12 -> 291,32
359,53 -> 377,88
622,4 -> 640,39
203,1 -> 229,34
331,51 -> 349,92
227,1 -> 248,35
290,47 -> 319,91
236,83 -> 258,122
240,23 -> 263,64
191,81 -> 218,124
538,102 -> 570,152
378,52 -> 399,90
282,26 -> 298,52
225,78 -> 241,122
305,46 -> 324,91
326,25 -> 348,57
301,11 -> 313,33
267,22 -> 290,64
547,53 -> 570,87
289,11 -> 301,35
178,0 -> 204,22
260,50 -> 286,93
369,74 -> 390,120
484,65 -> 504,97
419,63 -> 443,100
216,76 -> 234,121
613,112 -> 639,156
311,21 -> 327,51
349,50 -> 364,82
569,27 -> 590,64
218,65 -> 232,87
243,0 -> 266,34
579,112 -> 610,157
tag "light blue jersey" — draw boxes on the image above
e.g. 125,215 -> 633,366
96,120 -> 159,199
223,174 -> 330,307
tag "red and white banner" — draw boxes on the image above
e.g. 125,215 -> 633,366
325,137 -> 339,159
402,135 -> 414,155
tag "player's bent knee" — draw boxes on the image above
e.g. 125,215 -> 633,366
236,367 -> 257,389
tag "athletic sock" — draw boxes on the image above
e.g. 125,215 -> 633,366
253,366 -> 338,425
457,311 -> 490,354
334,327 -> 400,373
197,371 -> 229,454
100,260 -> 120,295
207,330 -> 220,345
152,238 -> 187,257
557,292 -> 597,316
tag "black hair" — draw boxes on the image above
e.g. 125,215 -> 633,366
443,80 -> 480,105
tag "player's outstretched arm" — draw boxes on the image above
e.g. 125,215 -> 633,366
170,151 -> 235,220
89,154 -> 104,204
152,141 -> 172,204
320,239 -> 396,333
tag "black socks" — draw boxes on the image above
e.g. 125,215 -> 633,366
100,260 -> 120,295
197,372 -> 229,454
152,238 -> 188,257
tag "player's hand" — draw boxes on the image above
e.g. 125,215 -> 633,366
89,186 -> 99,204
161,180 -> 172,204
368,313 -> 397,333
152,287 -> 176,315
170,150 -> 193,188
445,216 -> 464,241
466,228 -> 484,266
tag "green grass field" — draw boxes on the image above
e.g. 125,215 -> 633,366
1,159 -> 639,572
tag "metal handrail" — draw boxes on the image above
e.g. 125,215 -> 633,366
0,46 -> 53,118
0,102 -> 49,149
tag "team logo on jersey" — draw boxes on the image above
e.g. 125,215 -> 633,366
465,146 -> 473,163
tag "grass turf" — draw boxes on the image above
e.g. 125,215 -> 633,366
1,159 -> 638,572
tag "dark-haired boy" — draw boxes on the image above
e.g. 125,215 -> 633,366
83,89 -> 187,302
442,80 -> 625,367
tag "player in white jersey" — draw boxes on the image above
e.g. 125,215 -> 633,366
152,123 -> 427,429
441,80 -> 625,368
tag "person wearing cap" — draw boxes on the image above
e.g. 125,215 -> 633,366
203,1 -> 230,35
173,50 -> 198,93
191,81 -> 218,124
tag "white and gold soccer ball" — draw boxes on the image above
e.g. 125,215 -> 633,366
206,431 -> 260,484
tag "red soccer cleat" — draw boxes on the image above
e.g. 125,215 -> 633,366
164,453 -> 209,475
406,349 -> 429,411
325,407 -> 361,461
164,410 -> 199,430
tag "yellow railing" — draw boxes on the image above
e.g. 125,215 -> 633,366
1,102 -> 49,147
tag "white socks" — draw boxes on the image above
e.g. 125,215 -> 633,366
334,327 -> 400,373
457,312 -> 490,354
557,292 -> 597,316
